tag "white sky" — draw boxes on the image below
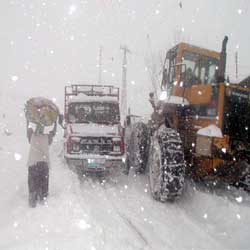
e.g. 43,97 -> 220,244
0,0 -> 249,116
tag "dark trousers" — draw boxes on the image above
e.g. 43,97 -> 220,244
123,149 -> 131,175
28,161 -> 49,207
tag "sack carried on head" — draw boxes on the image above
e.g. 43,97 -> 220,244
25,97 -> 59,126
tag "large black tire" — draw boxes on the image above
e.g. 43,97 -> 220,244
237,161 -> 250,192
129,122 -> 149,174
148,125 -> 185,201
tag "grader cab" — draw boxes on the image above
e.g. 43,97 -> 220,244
158,36 -> 250,187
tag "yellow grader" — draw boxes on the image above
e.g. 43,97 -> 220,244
127,36 -> 250,201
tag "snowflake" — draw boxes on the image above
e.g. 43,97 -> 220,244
14,153 -> 22,161
13,221 -> 19,228
236,196 -> 243,203
11,76 -> 18,81
221,148 -> 227,153
159,91 -> 167,101
69,5 -> 77,15
237,9 -> 242,15
77,219 -> 91,230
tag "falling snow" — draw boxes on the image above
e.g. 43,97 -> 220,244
11,76 -> 18,82
0,1 -> 250,250
68,5 -> 77,15
14,153 -> 22,161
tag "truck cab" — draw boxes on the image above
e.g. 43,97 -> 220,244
64,85 -> 124,174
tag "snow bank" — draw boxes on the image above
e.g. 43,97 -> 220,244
180,182 -> 250,250
197,124 -> 223,138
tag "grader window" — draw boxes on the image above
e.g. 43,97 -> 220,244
164,48 -> 178,88
191,86 -> 219,118
182,51 -> 219,86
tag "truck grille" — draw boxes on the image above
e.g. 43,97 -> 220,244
80,137 -> 113,154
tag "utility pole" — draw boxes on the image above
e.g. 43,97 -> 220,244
120,45 -> 131,123
235,51 -> 238,79
98,46 -> 103,84
146,34 -> 158,98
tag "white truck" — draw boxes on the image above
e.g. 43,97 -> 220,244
63,84 -> 125,175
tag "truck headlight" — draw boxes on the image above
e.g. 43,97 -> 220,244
72,143 -> 80,152
113,145 -> 121,152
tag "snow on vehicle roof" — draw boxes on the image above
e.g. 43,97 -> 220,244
159,93 -> 189,105
68,93 -> 118,103
197,124 -> 223,138
164,95 -> 189,105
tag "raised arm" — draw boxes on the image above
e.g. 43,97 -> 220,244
48,122 -> 57,145
26,120 -> 33,143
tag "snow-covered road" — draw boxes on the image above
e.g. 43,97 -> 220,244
1,124 -> 250,250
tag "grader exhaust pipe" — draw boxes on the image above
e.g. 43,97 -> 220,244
217,35 -> 229,83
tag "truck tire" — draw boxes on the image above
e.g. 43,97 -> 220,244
130,122 -> 149,174
148,125 -> 185,201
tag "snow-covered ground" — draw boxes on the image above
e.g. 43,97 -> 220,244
1,100 -> 250,250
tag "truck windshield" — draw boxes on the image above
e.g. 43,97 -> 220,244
182,51 -> 219,86
68,102 -> 120,125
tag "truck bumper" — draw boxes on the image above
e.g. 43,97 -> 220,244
65,154 -> 125,173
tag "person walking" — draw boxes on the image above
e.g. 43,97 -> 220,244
26,121 -> 57,207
